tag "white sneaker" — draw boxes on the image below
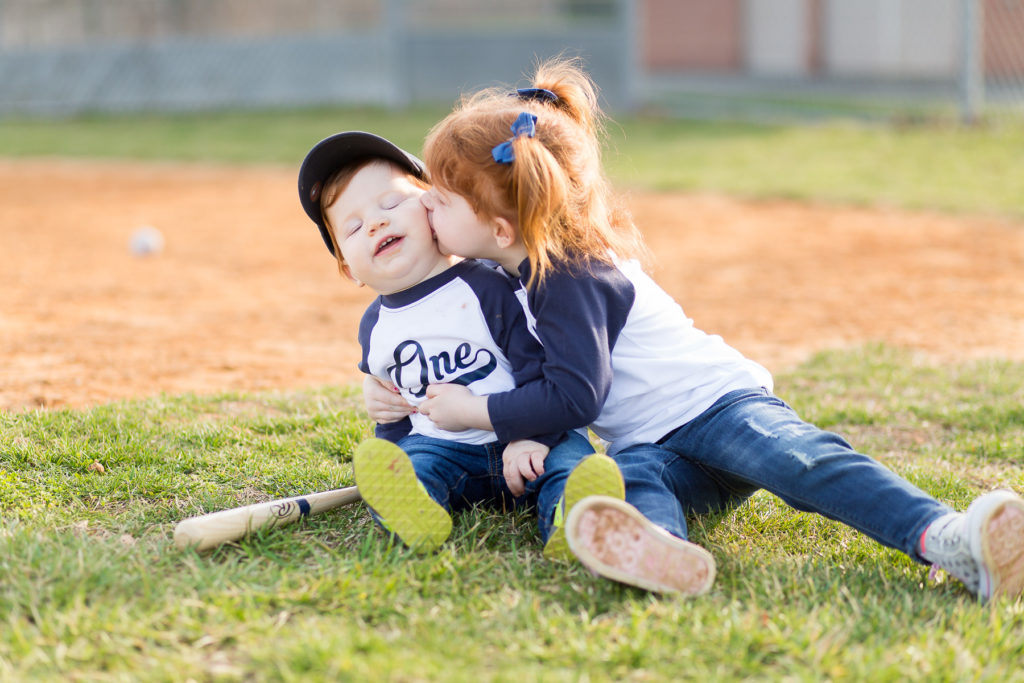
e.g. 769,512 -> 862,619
565,495 -> 716,595
921,490 -> 1024,601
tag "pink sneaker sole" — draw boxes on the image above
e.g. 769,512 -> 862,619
973,490 -> 1024,600
565,495 -> 716,595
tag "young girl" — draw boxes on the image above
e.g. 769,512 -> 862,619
388,58 -> 1024,601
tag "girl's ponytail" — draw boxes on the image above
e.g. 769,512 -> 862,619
507,129 -> 570,286
530,57 -> 602,142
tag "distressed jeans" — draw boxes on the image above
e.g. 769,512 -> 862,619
615,388 -> 952,563
397,430 -> 595,543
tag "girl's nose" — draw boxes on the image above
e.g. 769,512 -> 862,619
421,191 -> 435,210
367,216 -> 388,233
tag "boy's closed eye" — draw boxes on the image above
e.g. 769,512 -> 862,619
380,191 -> 405,210
343,219 -> 362,237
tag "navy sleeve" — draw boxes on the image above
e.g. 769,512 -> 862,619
459,262 -> 565,448
357,299 -> 382,375
357,297 -> 412,442
458,262 -> 545,386
487,260 -> 634,442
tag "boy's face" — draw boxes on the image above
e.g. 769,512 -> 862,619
326,161 -> 449,295
420,186 -> 500,261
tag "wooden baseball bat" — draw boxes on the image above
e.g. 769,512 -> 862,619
174,485 -> 362,551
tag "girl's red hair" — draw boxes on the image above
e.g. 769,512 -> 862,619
423,57 -> 648,286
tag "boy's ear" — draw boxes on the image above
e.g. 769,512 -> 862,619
339,261 -> 364,287
492,217 -> 517,249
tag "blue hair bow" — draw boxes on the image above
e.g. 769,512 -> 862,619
491,112 -> 537,164
514,87 -> 558,103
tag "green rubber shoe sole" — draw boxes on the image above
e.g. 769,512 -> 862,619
353,439 -> 451,553
543,452 -> 625,561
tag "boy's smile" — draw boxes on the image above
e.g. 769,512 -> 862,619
325,161 -> 450,294
375,235 -> 399,253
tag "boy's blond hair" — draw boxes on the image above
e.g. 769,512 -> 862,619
320,158 -> 430,278
423,57 -> 649,287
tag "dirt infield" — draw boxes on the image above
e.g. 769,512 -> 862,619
2,159 -> 1023,412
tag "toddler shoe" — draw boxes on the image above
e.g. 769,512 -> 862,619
353,438 -> 452,553
921,489 -> 1024,601
543,453 -> 625,561
565,495 -> 716,595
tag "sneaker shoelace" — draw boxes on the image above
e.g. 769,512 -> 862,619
922,513 -> 980,593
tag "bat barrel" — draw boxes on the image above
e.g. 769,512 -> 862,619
173,486 -> 361,551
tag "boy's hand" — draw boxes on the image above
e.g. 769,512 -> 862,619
419,384 -> 492,431
363,375 -> 414,423
502,439 -> 549,497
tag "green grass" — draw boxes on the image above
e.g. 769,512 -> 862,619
2,345 -> 1023,681
3,107 -> 1024,217
606,117 -> 1024,217
0,107 -> 445,166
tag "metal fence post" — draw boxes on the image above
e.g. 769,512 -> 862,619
384,0 -> 409,108
619,0 -> 641,112
959,0 -> 985,123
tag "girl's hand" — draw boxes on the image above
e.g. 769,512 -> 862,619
363,375 -> 414,423
502,440 -> 549,497
419,384 -> 493,431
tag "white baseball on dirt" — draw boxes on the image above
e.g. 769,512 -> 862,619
130,225 -> 165,256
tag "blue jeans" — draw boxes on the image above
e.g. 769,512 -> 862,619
609,447 -> 693,541
616,388 -> 952,563
397,431 -> 595,543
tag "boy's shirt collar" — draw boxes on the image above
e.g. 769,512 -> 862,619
379,260 -> 474,308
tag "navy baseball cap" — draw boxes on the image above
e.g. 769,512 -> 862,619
298,131 -> 427,255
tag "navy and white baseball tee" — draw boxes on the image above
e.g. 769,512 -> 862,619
487,256 -> 774,455
359,259 -> 558,446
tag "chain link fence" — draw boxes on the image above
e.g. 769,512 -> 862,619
0,0 -> 630,115
639,0 -> 1024,124
0,0 -> 1020,123
981,0 -> 1024,119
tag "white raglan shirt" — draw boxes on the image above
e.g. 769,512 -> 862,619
359,259 -> 556,446
489,257 -> 773,455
